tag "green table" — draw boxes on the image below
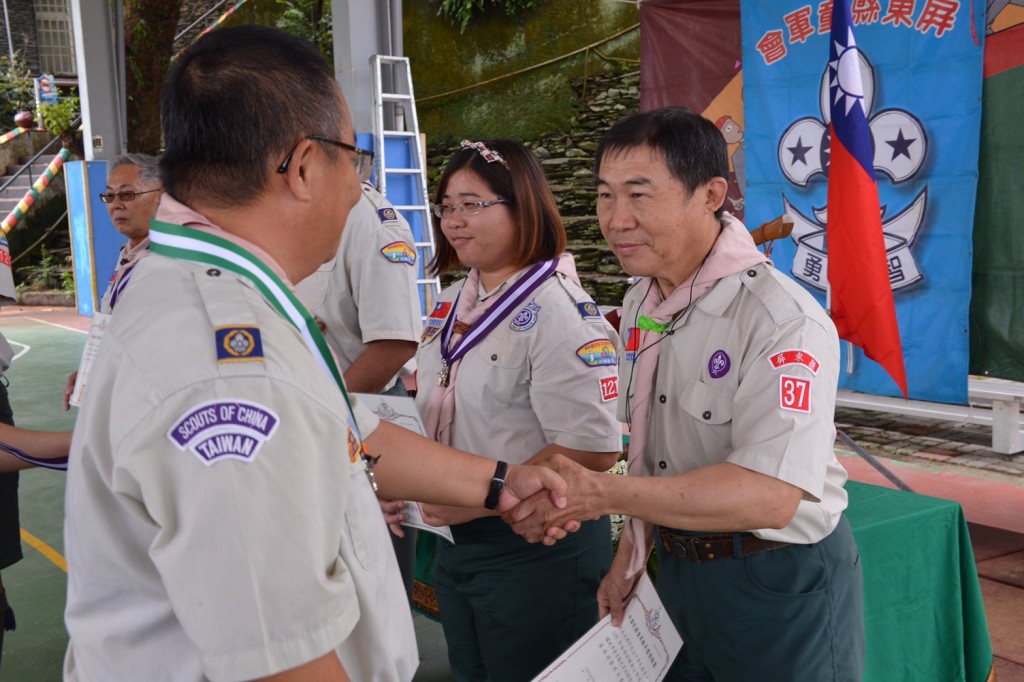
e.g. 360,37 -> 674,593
846,481 -> 993,682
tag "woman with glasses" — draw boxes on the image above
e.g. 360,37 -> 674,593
412,139 -> 621,681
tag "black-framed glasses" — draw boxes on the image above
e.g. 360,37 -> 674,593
432,199 -> 510,219
277,135 -> 375,182
99,189 -> 160,204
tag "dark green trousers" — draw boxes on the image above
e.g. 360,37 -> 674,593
656,515 -> 864,682
435,515 -> 611,682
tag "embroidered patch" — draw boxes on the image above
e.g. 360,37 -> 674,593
779,375 -> 812,413
347,427 -> 364,463
510,300 -> 541,332
768,349 -> 820,375
168,400 -> 279,466
624,327 -> 640,363
215,326 -> 264,363
380,241 -> 416,265
420,302 -> 452,341
377,207 -> 398,223
600,375 -> 619,402
576,338 -> 617,367
577,302 -> 601,319
708,350 -> 731,379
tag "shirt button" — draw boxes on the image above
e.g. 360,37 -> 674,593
702,410 -> 712,420
491,354 -> 498,361
746,269 -> 757,277
658,395 -> 667,403
658,461 -> 667,470
206,268 -> 221,277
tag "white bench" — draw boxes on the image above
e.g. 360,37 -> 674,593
836,375 -> 1024,455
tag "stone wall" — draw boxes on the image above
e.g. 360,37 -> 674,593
3,0 -> 40,72
427,70 -> 641,305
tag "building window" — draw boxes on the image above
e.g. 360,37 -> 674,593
34,0 -> 77,76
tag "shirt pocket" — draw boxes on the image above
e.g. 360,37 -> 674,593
680,379 -> 734,426
478,337 -> 529,412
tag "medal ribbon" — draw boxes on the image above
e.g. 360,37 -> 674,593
148,220 -> 362,444
437,258 -> 559,372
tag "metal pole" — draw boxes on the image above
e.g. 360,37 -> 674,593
2,0 -> 15,62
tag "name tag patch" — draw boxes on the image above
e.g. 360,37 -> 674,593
168,399 -> 279,466
576,338 -> 617,367
509,300 -> 541,332
380,241 -> 416,265
600,375 -> 619,402
215,326 -> 264,363
768,349 -> 820,375
779,375 -> 812,413
421,301 -> 452,341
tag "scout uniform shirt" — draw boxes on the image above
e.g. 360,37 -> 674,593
64,203 -> 416,681
415,261 -> 622,461
98,237 -> 150,314
295,184 -> 421,391
618,262 -> 848,544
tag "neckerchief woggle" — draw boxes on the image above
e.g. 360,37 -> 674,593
147,220 -> 368,465
436,258 -> 559,386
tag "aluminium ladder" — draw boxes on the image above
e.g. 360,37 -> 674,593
370,54 -> 441,321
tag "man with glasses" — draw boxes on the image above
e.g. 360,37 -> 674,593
63,25 -> 567,682
63,153 -> 163,410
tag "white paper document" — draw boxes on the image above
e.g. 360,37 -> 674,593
353,393 -> 454,544
70,312 -> 111,408
532,573 -> 683,682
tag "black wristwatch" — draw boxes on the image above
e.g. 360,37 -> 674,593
483,460 -> 508,510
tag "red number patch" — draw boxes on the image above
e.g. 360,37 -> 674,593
779,375 -> 811,413
600,376 -> 619,402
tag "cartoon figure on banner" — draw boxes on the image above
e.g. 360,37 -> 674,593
34,74 -> 59,108
716,115 -> 746,220
776,46 -> 928,292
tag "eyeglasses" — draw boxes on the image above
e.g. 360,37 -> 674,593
277,135 -> 375,182
99,189 -> 160,203
432,199 -> 510,219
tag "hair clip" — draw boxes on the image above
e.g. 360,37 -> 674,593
460,139 -> 509,168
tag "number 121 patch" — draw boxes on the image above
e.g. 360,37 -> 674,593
779,374 -> 812,413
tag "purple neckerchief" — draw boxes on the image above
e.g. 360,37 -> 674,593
0,440 -> 68,471
109,262 -> 138,310
436,258 -> 558,386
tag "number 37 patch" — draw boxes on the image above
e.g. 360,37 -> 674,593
779,374 -> 812,413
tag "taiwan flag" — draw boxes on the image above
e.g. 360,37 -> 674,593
825,0 -> 908,398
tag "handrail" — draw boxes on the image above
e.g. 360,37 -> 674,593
0,128 -> 64,195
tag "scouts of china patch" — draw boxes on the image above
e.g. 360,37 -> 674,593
380,241 -> 417,266
768,349 -> 820,375
624,327 -> 640,362
167,399 -> 279,466
215,326 -> 264,363
576,338 -> 617,367
377,207 -> 398,223
779,374 -> 812,413
421,301 -> 452,342
347,427 -> 364,463
509,300 -> 541,332
577,302 -> 601,319
599,375 -> 619,402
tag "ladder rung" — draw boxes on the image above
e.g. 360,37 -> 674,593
384,168 -> 422,175
382,93 -> 412,101
383,131 -> 417,138
394,205 -> 427,211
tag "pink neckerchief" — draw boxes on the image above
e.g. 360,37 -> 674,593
154,195 -> 293,285
108,237 -> 151,310
623,213 -> 769,579
425,253 -> 579,446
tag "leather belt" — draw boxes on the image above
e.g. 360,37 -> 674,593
658,528 -> 791,564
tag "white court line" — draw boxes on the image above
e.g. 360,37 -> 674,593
9,340 -> 30,362
25,316 -> 89,335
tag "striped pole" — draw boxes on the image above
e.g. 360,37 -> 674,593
1,147 -> 71,235
0,127 -> 27,146
195,0 -> 248,41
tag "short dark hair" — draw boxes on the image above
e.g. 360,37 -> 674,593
160,25 -> 345,207
430,139 -> 566,276
595,107 -> 730,218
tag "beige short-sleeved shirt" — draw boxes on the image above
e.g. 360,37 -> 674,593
618,262 -> 848,544
295,184 -> 421,389
64,246 -> 416,681
415,266 -> 622,462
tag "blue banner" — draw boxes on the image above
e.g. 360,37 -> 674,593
741,0 -> 984,404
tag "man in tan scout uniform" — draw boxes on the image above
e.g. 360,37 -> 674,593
508,107 -> 864,682
63,25 -> 566,682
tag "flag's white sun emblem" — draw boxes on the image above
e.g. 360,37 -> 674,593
830,29 -> 865,116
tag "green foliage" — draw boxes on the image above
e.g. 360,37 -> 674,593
38,95 -> 79,137
438,0 -> 540,32
15,246 -> 73,292
275,0 -> 333,63
0,53 -> 35,127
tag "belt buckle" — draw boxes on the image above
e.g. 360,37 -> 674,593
668,534 -> 704,564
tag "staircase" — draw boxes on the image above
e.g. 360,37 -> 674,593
0,157 -> 61,218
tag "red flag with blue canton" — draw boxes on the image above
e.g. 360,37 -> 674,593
825,0 -> 908,398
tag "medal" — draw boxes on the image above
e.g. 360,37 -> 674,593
438,360 -> 451,387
